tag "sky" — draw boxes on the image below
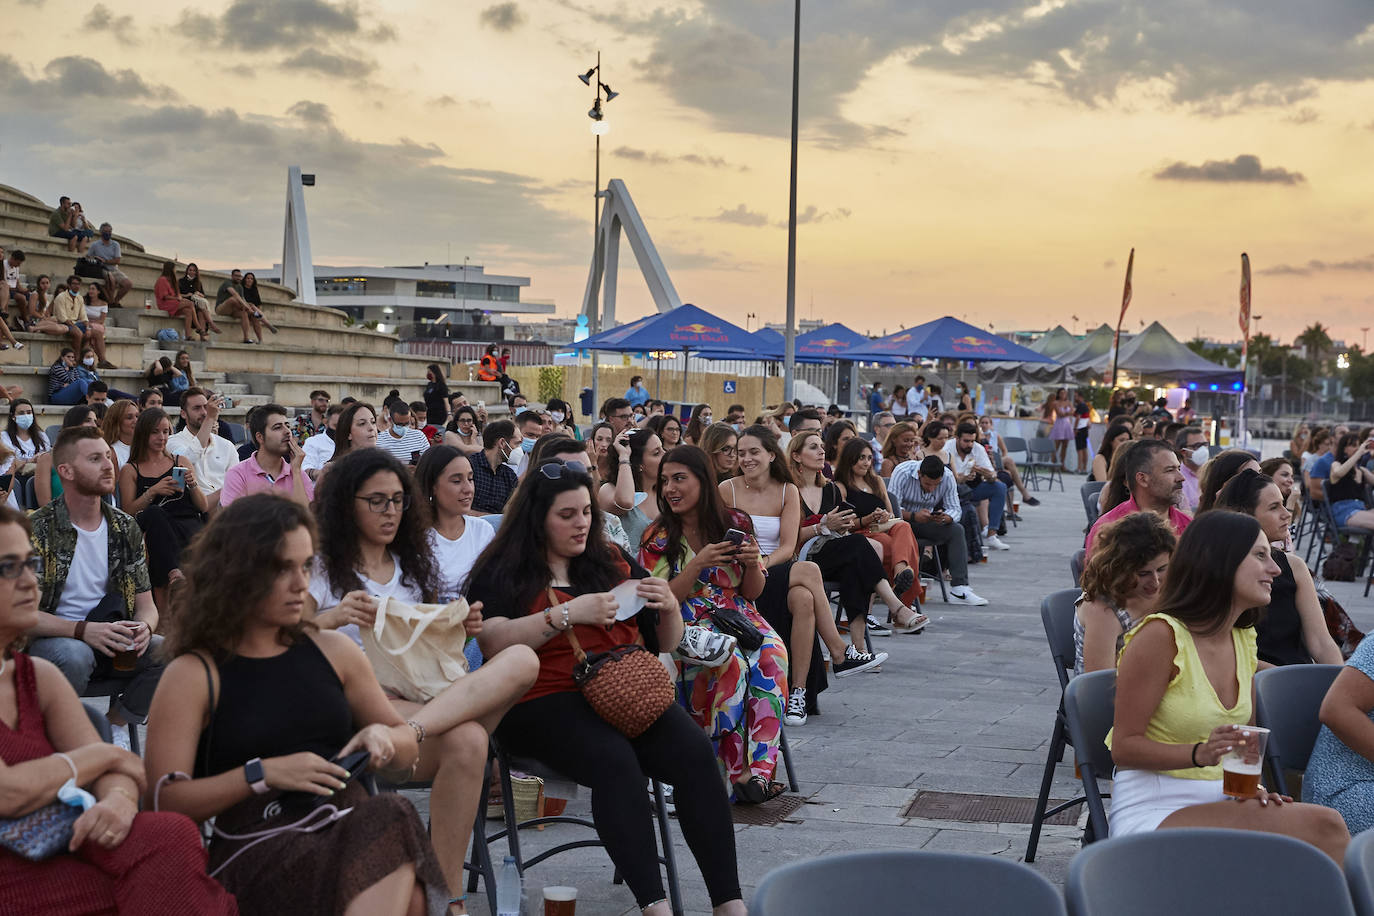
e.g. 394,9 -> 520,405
3,0 -> 1373,347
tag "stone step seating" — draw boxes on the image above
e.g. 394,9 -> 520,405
0,183 -> 470,410
0,322 -> 148,371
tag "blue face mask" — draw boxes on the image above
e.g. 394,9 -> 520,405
15,414 -> 32,430
521,438 -> 535,453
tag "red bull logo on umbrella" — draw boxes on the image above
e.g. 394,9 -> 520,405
950,334 -> 1007,355
670,322 -> 728,344
800,337 -> 850,355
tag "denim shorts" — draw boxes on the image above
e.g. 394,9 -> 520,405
1333,499 -> 1366,528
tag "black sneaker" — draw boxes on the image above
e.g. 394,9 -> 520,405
1024,496 -> 1041,506
832,645 -> 889,677
866,615 -> 892,638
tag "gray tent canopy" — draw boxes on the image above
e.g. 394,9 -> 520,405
1071,321 -> 1241,385
981,325 -> 1088,384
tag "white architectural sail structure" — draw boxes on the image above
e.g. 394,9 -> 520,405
579,179 -> 682,329
282,166 -> 317,306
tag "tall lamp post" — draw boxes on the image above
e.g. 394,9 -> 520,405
579,54 -> 618,416
783,0 -> 801,403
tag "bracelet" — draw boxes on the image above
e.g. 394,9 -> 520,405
54,752 -> 79,783
543,607 -> 557,631
406,719 -> 426,745
73,622 -> 87,642
106,785 -> 139,806
1191,742 -> 1203,767
560,605 -> 571,631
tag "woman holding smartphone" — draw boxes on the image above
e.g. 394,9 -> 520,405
118,408 -> 206,605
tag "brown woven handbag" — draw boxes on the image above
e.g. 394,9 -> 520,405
551,587 -> 677,738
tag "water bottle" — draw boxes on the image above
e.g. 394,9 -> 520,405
496,855 -> 523,916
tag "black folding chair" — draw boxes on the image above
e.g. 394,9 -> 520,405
1026,438 -> 1063,492
1062,669 -> 1116,845
1026,589 -> 1084,862
80,681 -> 141,754
1069,548 -> 1085,587
1315,481 -> 1374,595
1080,481 -> 1106,525
1254,664 -> 1343,797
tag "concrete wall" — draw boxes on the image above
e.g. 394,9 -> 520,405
507,363 -> 786,421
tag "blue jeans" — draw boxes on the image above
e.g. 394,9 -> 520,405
50,379 -> 90,405
966,478 -> 1007,530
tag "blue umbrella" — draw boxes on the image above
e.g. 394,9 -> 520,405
845,316 -> 1059,365
563,303 -> 758,400
796,322 -> 909,366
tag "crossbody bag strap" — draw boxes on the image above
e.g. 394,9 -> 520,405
193,651 -> 218,768
547,586 -> 587,663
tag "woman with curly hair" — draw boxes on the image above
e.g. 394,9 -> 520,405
1075,513 -> 1176,675
307,449 -> 538,912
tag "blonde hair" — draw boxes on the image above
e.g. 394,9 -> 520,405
786,430 -> 826,487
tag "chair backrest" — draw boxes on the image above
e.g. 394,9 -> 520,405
82,702 -> 113,743
19,475 -> 36,512
1068,827 -> 1355,916
1346,830 -> 1374,916
1254,664 -> 1343,774
1028,437 -> 1055,459
484,514 -> 504,533
1062,669 -> 1115,779
1003,436 -> 1029,463
1069,548 -> 1086,587
1041,588 -> 1081,691
1080,481 -> 1106,524
220,420 -> 245,445
44,425 -> 62,447
752,849 -> 1066,916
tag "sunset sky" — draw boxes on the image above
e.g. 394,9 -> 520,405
4,0 -> 1373,347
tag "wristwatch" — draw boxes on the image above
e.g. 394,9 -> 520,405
244,757 -> 269,795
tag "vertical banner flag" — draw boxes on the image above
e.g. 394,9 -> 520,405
1107,248 -> 1134,385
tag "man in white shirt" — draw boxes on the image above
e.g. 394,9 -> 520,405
377,401 -> 430,465
943,420 -> 1010,551
303,403 -> 342,480
168,387 -> 240,508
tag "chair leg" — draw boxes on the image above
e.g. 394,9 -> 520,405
466,755 -> 500,914
779,726 -> 799,793
1026,715 -> 1066,863
653,782 -> 686,916
497,750 -> 523,867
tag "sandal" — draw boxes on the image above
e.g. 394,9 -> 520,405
892,566 -> 915,596
735,776 -> 787,805
889,606 -> 929,634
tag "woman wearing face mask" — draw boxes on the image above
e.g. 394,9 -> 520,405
699,423 -> 739,481
75,346 -> 137,403
546,398 -> 580,440
683,404 -> 713,447
1074,513 -> 1176,676
49,347 -> 94,406
443,405 -> 482,454
1106,511 -> 1349,861
3,398 -> 49,465
1214,470 -> 1342,666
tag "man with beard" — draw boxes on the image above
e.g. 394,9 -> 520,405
219,404 -> 314,507
1086,438 -> 1190,557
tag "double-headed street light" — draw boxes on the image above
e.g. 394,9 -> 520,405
579,53 -> 619,411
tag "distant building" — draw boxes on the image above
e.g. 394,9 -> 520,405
257,262 -> 555,337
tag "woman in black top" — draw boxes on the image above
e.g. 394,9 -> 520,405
117,409 -> 207,601
240,272 -> 278,338
423,364 -> 449,429
1213,470 -> 1341,666
145,494 -> 447,916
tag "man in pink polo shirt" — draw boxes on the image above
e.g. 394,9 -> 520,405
1086,438 -> 1190,557
219,404 -> 313,507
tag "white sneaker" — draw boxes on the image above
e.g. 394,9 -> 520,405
947,587 -> 989,606
785,688 -> 808,726
678,626 -> 737,665
111,725 -> 132,751
984,533 -> 1010,551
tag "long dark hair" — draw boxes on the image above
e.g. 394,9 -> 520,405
1152,511 -> 1265,636
7,400 -> 46,451
241,271 -> 261,306
684,404 -> 712,444
426,363 -> 448,395
605,428 -> 660,492
834,436 -> 883,497
181,262 -> 205,295
1099,420 -> 1134,471
330,402 -> 377,461
646,413 -> 681,447
736,424 -> 791,487
1213,469 -> 1276,516
1197,449 -> 1258,513
445,404 -> 479,435
822,420 -> 856,462
128,408 -> 171,465
313,448 -> 438,602
466,457 -> 623,612
170,494 -> 318,662
649,445 -> 728,572
414,444 -> 468,510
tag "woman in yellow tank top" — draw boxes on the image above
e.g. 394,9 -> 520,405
1108,510 -> 1349,862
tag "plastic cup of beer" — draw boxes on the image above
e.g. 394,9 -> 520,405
543,886 -> 577,916
1220,726 -> 1269,799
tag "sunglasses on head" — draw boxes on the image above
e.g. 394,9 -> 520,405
539,459 -> 588,480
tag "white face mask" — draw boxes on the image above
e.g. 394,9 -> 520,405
15,414 -> 33,430
550,411 -> 565,424
83,357 -> 95,367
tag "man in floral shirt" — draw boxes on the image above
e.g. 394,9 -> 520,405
293,389 -> 331,444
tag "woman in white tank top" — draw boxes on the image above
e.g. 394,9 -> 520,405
721,426 -> 886,727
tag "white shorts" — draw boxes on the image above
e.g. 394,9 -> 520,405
1109,768 -> 1225,835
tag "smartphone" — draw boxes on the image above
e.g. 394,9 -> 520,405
838,501 -> 857,513
170,466 -> 186,489
724,528 -> 747,547
281,750 -> 372,812
409,450 -> 422,466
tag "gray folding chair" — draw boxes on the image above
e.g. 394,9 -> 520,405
1068,827 -> 1355,916
1080,481 -> 1106,525
1253,664 -> 1343,797
82,702 -> 113,743
1026,437 -> 1063,492
1027,589 -> 1085,862
752,849 -> 1066,916
1346,830 -> 1374,916
1062,669 -> 1116,844
1069,548 -> 1085,587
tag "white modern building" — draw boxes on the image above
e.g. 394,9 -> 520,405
258,262 -> 555,335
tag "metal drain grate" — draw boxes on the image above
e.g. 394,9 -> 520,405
901,791 -> 1080,826
731,794 -> 806,826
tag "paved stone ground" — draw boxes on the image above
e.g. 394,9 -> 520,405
428,453 -> 1374,915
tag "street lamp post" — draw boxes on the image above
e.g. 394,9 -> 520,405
783,0 -> 800,403
579,54 -> 618,417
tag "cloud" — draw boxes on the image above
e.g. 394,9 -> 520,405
285,100 -> 334,125
83,4 -> 138,44
562,1 -> 1374,142
707,204 -> 769,227
1285,107 -> 1319,125
1259,255 -> 1374,277
280,48 -> 375,79
172,0 -> 382,50
0,55 -> 170,103
479,2 -> 525,32
613,147 -> 748,171
794,205 -> 852,225
1103,259 -> 1116,269
1153,154 -> 1305,185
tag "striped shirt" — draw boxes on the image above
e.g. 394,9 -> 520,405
886,461 -> 961,518
376,426 -> 430,464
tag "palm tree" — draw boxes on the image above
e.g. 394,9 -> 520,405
1295,322 -> 1333,366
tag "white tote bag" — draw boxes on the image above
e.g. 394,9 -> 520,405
360,596 -> 470,703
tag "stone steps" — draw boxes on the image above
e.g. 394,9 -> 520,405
123,311 -> 400,356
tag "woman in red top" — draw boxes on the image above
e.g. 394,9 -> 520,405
154,261 -> 208,341
467,458 -> 745,916
0,505 -> 236,915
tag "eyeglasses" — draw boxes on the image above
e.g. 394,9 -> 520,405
0,556 -> 42,580
539,459 -> 588,480
356,494 -> 410,513
610,413 -> 632,421
715,445 -> 736,456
